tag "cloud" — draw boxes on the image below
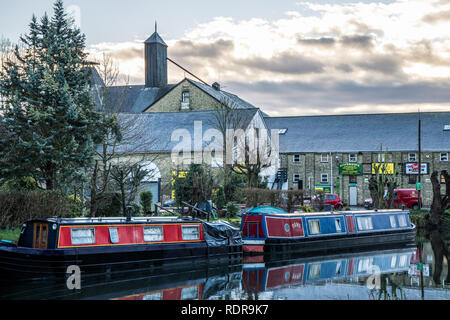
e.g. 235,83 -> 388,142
86,0 -> 450,116
422,9 -> 450,24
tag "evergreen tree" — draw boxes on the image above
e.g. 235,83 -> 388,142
0,0 -> 101,190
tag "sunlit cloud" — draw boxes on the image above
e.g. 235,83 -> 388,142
86,0 -> 450,116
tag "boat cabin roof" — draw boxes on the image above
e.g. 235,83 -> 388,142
27,216 -> 190,225
247,207 -> 409,216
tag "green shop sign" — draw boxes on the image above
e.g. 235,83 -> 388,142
338,163 -> 362,175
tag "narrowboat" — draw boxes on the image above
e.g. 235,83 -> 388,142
0,216 -> 242,280
242,247 -> 416,292
241,207 -> 416,254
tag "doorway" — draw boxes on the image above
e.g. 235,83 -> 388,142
33,223 -> 48,249
349,186 -> 357,206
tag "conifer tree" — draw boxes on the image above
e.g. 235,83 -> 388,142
0,0 -> 100,190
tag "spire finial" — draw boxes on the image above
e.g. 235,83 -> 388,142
155,21 -> 157,33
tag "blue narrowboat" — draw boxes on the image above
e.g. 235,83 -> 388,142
242,247 -> 416,292
0,216 -> 242,280
241,207 -> 416,254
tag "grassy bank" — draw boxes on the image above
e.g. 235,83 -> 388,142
0,228 -> 21,243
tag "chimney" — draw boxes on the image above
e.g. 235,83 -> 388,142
145,22 -> 168,88
212,82 -> 221,91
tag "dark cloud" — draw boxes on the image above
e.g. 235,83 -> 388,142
236,51 -> 325,75
340,35 -> 374,48
110,47 -> 143,61
297,37 -> 336,46
423,9 -> 450,24
355,55 -> 403,75
347,19 -> 385,37
223,79 -> 450,115
169,39 -> 234,59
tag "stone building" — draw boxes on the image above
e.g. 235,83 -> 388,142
265,113 -> 450,207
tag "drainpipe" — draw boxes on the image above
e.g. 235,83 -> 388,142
330,152 -> 333,194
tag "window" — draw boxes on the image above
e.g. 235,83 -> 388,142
320,154 -> 329,163
378,154 -> 386,163
293,154 -> 301,163
293,174 -> 301,183
328,194 -> 336,200
408,153 -> 417,162
357,217 -> 373,231
182,91 -> 190,103
398,215 -> 407,227
441,153 -> 448,162
335,219 -> 342,232
389,216 -> 397,228
181,286 -> 199,300
143,226 -> 164,242
71,228 -> 95,245
349,154 -> 357,163
442,173 -> 447,184
109,228 -> 119,244
349,175 -> 357,184
279,128 -> 288,135
390,256 -> 397,268
182,225 -> 200,240
309,220 -> 321,235
309,264 -> 321,279
399,255 -> 408,267
321,173 -> 329,183
408,175 -> 417,185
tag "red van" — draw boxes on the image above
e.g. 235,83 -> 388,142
392,189 -> 421,209
364,189 -> 421,209
312,193 -> 344,210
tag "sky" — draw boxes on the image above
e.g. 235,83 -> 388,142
1,0 -> 450,117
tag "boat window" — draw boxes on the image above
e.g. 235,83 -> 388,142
109,228 -> 119,244
181,286 -> 199,300
390,216 -> 397,228
398,215 -> 407,227
71,228 -> 95,245
308,220 -> 321,235
357,217 -> 373,231
390,256 -> 397,268
309,264 -> 321,279
182,225 -> 200,240
399,255 -> 408,267
335,219 -> 342,232
143,226 -> 164,242
143,293 -> 162,300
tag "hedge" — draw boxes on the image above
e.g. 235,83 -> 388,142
0,191 -> 80,229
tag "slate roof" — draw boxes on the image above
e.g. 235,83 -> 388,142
100,78 -> 259,114
264,112 -> 450,153
111,109 -> 259,154
145,31 -> 168,47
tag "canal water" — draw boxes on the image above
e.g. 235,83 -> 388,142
1,231 -> 450,300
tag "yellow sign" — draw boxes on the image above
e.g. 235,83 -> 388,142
372,163 -> 394,174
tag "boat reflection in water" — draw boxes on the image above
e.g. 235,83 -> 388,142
0,260 -> 243,300
242,247 -> 416,294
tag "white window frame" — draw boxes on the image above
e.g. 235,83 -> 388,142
109,227 -> 119,244
143,226 -> 164,242
293,174 -> 301,183
320,154 -> 329,163
182,91 -> 190,103
441,153 -> 448,162
182,225 -> 200,241
357,217 -> 373,231
408,153 -> 417,162
335,219 -> 342,233
389,216 -> 397,228
71,228 -> 95,245
349,154 -> 357,163
293,154 -> 301,163
321,173 -> 329,183
398,215 -> 408,227
308,220 -> 321,235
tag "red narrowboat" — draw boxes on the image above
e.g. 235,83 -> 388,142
0,216 -> 242,280
241,206 -> 416,254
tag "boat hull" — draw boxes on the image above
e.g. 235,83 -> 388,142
0,242 -> 242,281
243,227 -> 416,256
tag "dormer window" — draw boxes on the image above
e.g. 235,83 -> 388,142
181,91 -> 190,110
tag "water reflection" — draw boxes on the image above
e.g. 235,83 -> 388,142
1,234 -> 450,300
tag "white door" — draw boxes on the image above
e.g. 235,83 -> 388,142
349,186 -> 357,206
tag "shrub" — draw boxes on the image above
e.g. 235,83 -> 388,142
213,186 -> 226,210
95,192 -> 122,217
0,191 -> 80,229
226,202 -> 240,217
140,191 -> 153,215
298,205 -> 314,213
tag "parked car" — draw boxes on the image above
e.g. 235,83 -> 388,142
364,189 -> 422,210
312,193 -> 344,210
